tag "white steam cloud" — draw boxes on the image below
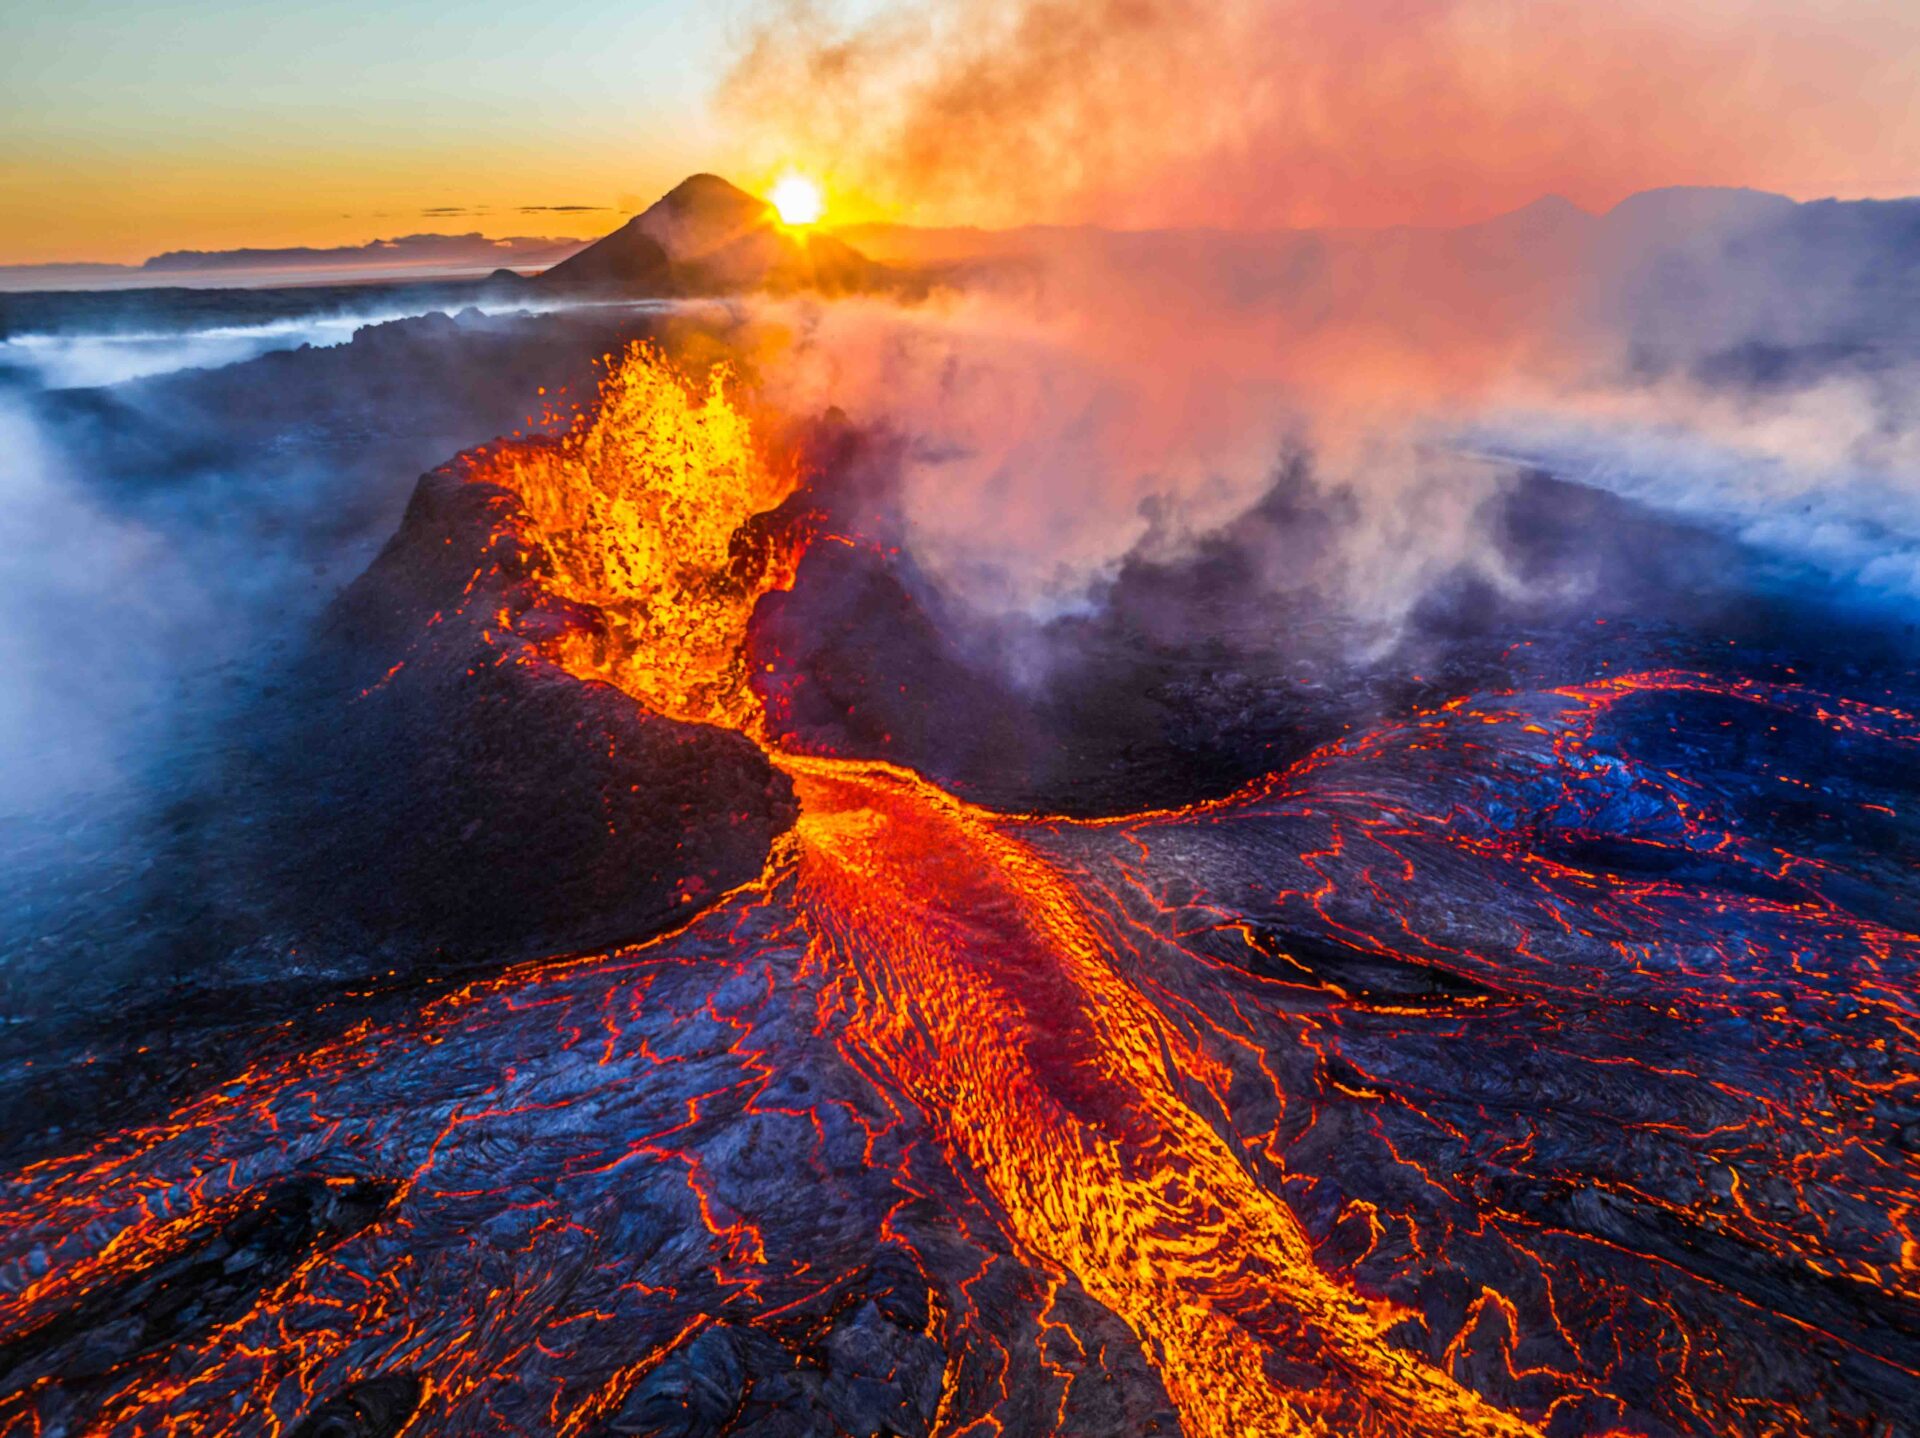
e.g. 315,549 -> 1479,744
0,396 -> 207,813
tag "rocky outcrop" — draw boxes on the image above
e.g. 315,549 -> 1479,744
218,462 -> 796,967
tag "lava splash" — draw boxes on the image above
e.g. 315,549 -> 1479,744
476,341 -> 801,732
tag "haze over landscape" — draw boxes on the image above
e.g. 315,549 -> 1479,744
2,5 -> 1919,1438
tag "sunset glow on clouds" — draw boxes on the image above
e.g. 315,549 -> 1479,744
719,0 -> 1920,231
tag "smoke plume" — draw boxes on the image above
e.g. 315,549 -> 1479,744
720,0 -> 1920,230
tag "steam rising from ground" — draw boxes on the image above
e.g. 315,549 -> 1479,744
733,190 -> 1920,624
1,314 -> 476,390
0,296 -> 661,390
0,299 -> 662,820
746,287 -> 1515,626
0,397 -> 205,810
1484,372 -> 1920,600
739,305 -> 1920,663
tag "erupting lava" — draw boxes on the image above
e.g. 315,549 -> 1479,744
475,343 -> 800,731
783,754 -> 1537,1437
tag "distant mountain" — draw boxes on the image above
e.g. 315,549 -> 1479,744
10,181 -> 1918,320
542,174 -> 886,294
1601,185 -> 1798,233
145,232 -> 584,273
0,234 -> 594,294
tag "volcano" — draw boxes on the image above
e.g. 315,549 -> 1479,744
0,283 -> 1917,1438
542,174 -> 884,294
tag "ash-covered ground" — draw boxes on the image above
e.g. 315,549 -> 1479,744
2,184 -> 1918,1437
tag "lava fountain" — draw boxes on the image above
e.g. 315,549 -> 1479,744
477,341 -> 801,732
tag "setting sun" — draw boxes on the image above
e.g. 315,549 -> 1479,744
768,172 -> 825,227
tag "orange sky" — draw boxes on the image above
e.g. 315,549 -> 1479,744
0,0 -> 735,265
0,136 -> 701,265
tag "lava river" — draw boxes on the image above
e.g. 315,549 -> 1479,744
2,347 -> 1916,1437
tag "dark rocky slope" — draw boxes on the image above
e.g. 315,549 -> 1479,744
219,460 -> 797,965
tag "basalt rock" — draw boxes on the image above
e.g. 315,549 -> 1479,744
0,1176 -> 396,1425
216,461 -> 795,968
288,1375 -> 424,1438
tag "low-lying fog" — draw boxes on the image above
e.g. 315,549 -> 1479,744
0,295 -> 680,390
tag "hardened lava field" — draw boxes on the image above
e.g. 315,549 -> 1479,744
1,347 -> 1916,1438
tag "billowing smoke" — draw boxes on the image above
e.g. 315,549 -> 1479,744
738,277 -> 1519,629
719,0 -> 1920,230
711,0 -> 1920,633
718,196 -> 1920,630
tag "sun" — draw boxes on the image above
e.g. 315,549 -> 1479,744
768,173 -> 825,227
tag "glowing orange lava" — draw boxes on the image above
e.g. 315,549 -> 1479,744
2,341 -> 1914,1436
781,753 -> 1539,1437
473,342 -> 800,732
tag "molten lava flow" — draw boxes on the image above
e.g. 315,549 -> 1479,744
475,355 -> 1539,1432
462,351 -> 1539,1430
473,342 -> 799,731
2,658 -> 1913,1432
781,754 -> 1537,1438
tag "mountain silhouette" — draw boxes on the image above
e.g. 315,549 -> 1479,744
542,173 -> 884,295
